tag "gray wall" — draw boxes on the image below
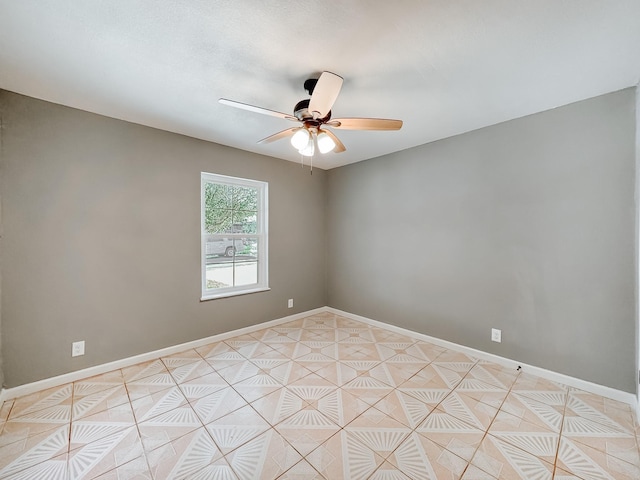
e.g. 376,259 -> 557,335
0,91 -> 327,387
327,88 -> 637,393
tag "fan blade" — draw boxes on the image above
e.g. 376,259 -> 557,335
257,128 -> 298,144
320,129 -> 346,153
219,98 -> 298,121
308,71 -> 343,118
327,118 -> 403,131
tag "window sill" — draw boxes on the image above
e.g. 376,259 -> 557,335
200,287 -> 271,302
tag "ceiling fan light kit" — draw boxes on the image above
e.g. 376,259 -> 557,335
220,71 -> 403,159
290,128 -> 310,150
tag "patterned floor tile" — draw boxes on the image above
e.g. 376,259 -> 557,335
0,425 -> 69,478
369,362 -> 423,387
125,373 -> 177,401
232,369 -> 283,403
286,373 -> 338,404
487,410 -> 559,464
131,386 -> 188,423
370,328 -> 416,344
70,402 -> 135,449
293,341 -> 339,361
552,465 -> 582,479
336,328 -> 375,344
380,360 -> 428,387
279,458 -> 324,479
178,371 -> 229,401
556,436 -> 640,480
262,341 -> 298,358
250,387 -> 308,426
313,388 -> 370,428
374,342 -> 417,361
300,329 -> 338,342
256,359 -> 313,386
470,434 -> 554,480
342,375 -> 395,407
227,339 -> 275,359
0,404 -> 71,449
93,455 -> 152,479
0,313 -> 636,479
137,405 -> 202,453
195,341 -> 236,359
196,342 -> 245,371
1,452 -> 68,480
565,392 -> 635,434
338,360 -> 382,378
562,409 -> 640,466
404,364 -> 463,390
454,378 -> 509,409
188,459 -> 240,480
466,363 -> 520,390
0,401 -> 14,422
225,429 -> 302,480
121,360 -> 169,383
145,427 -> 225,480
460,464 -> 498,479
510,373 -> 568,406
160,348 -> 202,366
72,385 -> 130,420
73,370 -> 125,397
165,359 -> 216,384
407,341 -> 447,363
373,389 -> 435,429
306,430 -> 385,480
334,316 -> 368,328
68,425 -> 144,480
396,365 -> 458,408
204,404 -> 270,454
337,343 -> 384,362
215,360 -> 261,385
387,431 -> 469,480
499,391 -> 564,432
257,327 -> 302,343
369,460 -> 412,479
275,405 -> 341,456
416,410 -> 486,461
190,386 -> 249,425
9,384 -> 73,419
301,315 -> 338,329
432,350 -> 478,374
344,406 -> 412,459
438,392 -> 498,431
312,361 -> 359,387
568,388 -> 635,428
361,363 -> 398,388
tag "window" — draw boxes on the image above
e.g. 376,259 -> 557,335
201,172 -> 268,300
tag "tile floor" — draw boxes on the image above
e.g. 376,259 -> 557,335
0,311 -> 638,479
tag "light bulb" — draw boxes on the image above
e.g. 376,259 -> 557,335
299,136 -> 315,156
290,128 -> 310,150
317,131 -> 336,154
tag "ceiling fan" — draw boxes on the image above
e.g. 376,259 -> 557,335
219,71 -> 403,157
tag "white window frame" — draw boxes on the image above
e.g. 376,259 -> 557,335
201,172 -> 269,300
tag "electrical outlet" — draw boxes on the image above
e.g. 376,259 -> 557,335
491,328 -> 502,343
72,340 -> 85,357
287,298 -> 294,308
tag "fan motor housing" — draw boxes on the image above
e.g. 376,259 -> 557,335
294,99 -> 331,124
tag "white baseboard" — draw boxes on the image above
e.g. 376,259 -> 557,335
0,307 -> 326,403
2,305 -> 638,422
326,307 -> 639,410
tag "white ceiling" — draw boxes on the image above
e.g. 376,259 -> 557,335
1,1 -> 639,170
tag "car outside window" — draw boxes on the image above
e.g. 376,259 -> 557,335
201,172 -> 268,299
